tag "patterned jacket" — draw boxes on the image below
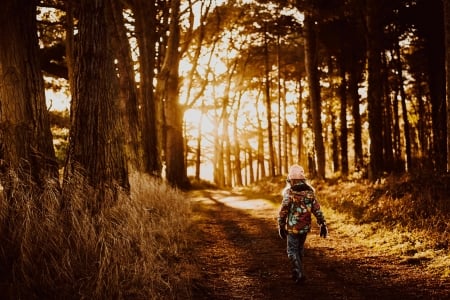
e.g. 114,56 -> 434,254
278,182 -> 326,235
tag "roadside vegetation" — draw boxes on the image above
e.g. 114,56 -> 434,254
245,175 -> 450,280
0,173 -> 192,299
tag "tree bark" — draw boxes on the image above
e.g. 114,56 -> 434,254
395,42 -> 412,172
133,0 -> 162,176
296,78 -> 304,166
63,0 -> 129,209
263,27 -> 276,177
109,0 -> 142,172
365,0 -> 384,181
233,95 -> 243,187
425,0 -> 447,172
304,15 -> 326,179
339,59 -> 349,176
444,0 -> 450,172
349,60 -> 364,171
0,0 -> 59,195
157,0 -> 189,188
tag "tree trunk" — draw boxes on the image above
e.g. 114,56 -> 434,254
194,101 -> 205,181
109,0 -> 142,172
296,78 -> 304,166
277,33 -> 283,175
283,80 -> 289,174
382,52 -> 394,173
233,96 -> 243,187
158,0 -> 189,188
263,28 -> 276,177
0,0 -> 59,195
256,96 -> 266,180
224,116 -> 232,187
395,42 -> 412,172
134,0 -> 162,177
392,87 -> 402,170
331,114 -> 340,173
64,0 -> 129,209
304,15 -> 326,179
425,0 -> 447,172
349,60 -> 364,171
366,0 -> 384,181
246,142 -> 255,184
444,0 -> 450,172
339,60 -> 349,176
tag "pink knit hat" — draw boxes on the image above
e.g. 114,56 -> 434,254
288,164 -> 306,180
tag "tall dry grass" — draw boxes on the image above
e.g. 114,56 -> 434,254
0,172 -> 192,299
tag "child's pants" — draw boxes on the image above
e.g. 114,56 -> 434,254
286,233 -> 307,280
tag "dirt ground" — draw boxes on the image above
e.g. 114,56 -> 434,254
188,189 -> 450,300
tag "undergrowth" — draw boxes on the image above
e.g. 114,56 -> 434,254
243,174 -> 449,279
0,172 -> 192,299
314,174 -> 450,279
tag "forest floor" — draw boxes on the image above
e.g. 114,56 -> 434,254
187,188 -> 450,300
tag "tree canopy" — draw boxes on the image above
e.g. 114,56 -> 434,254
0,0 -> 449,195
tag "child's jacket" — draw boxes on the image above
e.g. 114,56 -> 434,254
278,182 -> 326,235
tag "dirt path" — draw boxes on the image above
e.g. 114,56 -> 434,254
188,189 -> 449,300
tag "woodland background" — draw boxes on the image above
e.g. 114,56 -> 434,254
0,0 -> 449,298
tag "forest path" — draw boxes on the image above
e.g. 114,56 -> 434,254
187,189 -> 449,300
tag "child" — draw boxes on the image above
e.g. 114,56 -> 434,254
277,164 -> 328,283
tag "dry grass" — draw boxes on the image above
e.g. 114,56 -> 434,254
0,172 -> 192,299
315,175 -> 450,279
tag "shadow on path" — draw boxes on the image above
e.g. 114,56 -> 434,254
188,189 -> 449,300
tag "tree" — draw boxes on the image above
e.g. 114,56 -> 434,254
263,25 -> 277,177
303,13 -> 326,179
133,0 -> 163,177
417,0 -> 447,172
365,0 -> 385,181
0,0 -> 59,196
109,0 -> 142,172
63,0 -> 129,209
158,0 -> 190,188
444,0 -> 450,172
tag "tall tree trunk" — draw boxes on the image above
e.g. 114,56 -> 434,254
109,0 -> 142,171
444,0 -> 450,172
0,0 -> 59,196
339,60 -> 349,176
134,0 -> 162,176
304,15 -> 326,179
331,113 -> 339,173
233,96 -> 243,187
424,0 -> 447,172
296,78 -> 304,166
277,33 -> 283,175
392,88 -> 402,170
395,42 -> 412,171
283,80 -> 289,174
64,0 -> 129,209
416,81 -> 430,166
213,108 -> 225,187
382,52 -> 394,173
194,101 -> 205,181
263,27 -> 276,177
366,0 -> 384,181
256,96 -> 266,180
158,0 -> 189,188
224,116 -> 232,187
349,61 -> 364,171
